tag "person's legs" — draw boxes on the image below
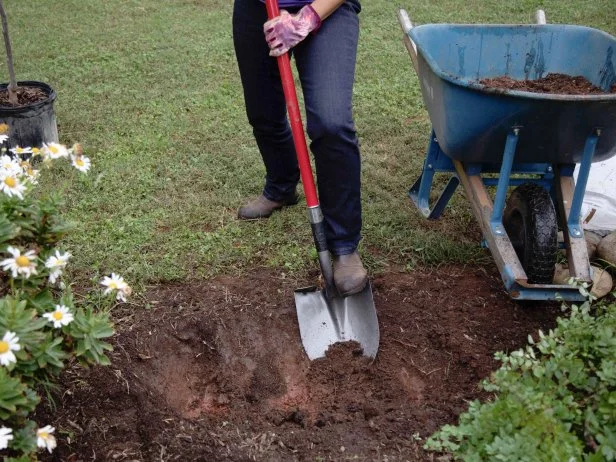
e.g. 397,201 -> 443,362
293,3 -> 362,256
293,4 -> 367,294
233,0 -> 299,214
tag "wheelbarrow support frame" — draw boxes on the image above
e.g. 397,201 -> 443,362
409,129 -> 598,301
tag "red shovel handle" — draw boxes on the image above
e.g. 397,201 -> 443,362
264,0 -> 319,208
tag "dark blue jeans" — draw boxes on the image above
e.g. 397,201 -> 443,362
233,0 -> 362,256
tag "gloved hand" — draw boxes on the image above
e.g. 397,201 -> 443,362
264,5 -> 321,57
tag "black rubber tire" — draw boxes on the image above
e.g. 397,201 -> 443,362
503,183 -> 558,284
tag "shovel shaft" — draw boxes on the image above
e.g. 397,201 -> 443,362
264,0 -> 319,208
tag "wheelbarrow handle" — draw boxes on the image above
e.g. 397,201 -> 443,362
535,9 -> 547,25
264,0 -> 319,209
398,9 -> 418,73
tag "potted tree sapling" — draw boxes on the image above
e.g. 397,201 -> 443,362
0,0 -> 58,155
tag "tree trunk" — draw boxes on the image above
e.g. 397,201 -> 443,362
0,0 -> 18,105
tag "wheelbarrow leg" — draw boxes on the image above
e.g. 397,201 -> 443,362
553,129 -> 601,283
408,131 -> 459,219
567,131 -> 601,239
490,129 -> 520,236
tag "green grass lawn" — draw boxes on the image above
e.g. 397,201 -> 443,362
5,0 -> 615,288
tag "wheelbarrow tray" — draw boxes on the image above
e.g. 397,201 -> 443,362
410,24 -> 616,164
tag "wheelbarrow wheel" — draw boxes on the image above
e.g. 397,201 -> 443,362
503,183 -> 557,284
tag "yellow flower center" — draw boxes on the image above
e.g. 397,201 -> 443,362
75,158 -> 85,167
53,311 -> 63,321
4,177 -> 16,188
15,147 -> 23,154
16,255 -> 30,267
0,124 -> 8,135
49,146 -> 58,154
32,147 -> 40,155
109,282 -> 118,289
39,431 -> 48,439
0,341 -> 9,354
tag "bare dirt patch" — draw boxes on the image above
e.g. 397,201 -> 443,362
39,265 -> 559,461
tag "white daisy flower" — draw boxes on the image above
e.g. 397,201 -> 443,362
0,135 -> 8,144
71,154 -> 91,173
0,331 -> 20,367
0,155 -> 22,175
0,172 -> 26,199
43,305 -> 74,328
101,273 -> 132,302
9,146 -> 32,156
42,142 -> 68,160
0,426 -> 13,450
45,250 -> 71,284
1,246 -> 38,278
36,425 -> 56,453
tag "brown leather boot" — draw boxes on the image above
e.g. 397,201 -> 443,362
237,193 -> 299,219
333,251 -> 368,296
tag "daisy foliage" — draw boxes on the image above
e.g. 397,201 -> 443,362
0,133 -> 122,458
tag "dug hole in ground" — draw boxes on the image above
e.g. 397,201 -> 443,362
37,265 -> 562,461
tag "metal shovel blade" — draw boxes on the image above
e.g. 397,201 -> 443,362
294,283 -> 379,360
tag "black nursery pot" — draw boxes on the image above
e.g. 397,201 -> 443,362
0,80 -> 59,150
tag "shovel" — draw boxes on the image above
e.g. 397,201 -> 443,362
264,0 -> 380,360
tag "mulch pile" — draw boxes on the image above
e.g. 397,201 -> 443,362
480,73 -> 615,95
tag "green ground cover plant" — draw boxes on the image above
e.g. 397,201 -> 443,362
425,288 -> 616,461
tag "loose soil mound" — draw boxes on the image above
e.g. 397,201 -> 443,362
0,86 -> 48,107
39,265 -> 559,461
480,73 -> 614,95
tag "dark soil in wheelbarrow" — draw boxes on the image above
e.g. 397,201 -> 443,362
480,72 -> 616,95
39,265 -> 560,461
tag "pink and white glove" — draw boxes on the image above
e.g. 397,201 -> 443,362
264,5 -> 322,57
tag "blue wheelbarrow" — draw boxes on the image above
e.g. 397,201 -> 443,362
398,10 -> 616,301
